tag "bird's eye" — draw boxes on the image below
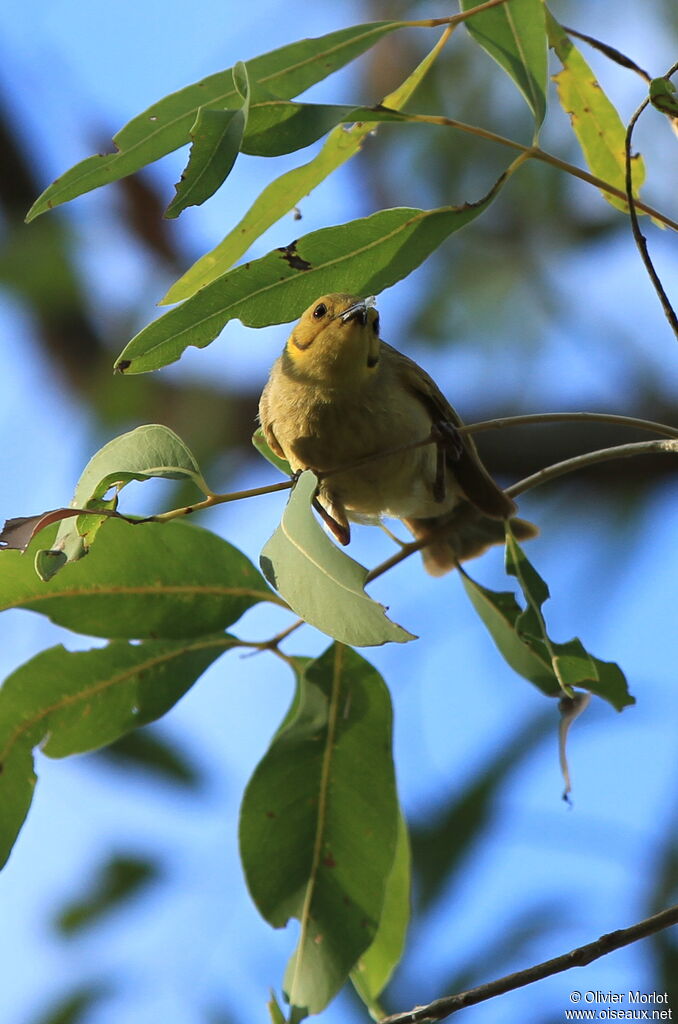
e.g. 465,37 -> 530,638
313,302 -> 327,319
372,314 -> 380,335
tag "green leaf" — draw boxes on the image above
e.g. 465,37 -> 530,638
28,984 -> 112,1024
1,519 -> 280,639
26,22 -> 406,221
260,471 -> 415,647
54,854 -> 159,935
115,173 -> 508,374
460,527 -> 634,710
252,427 -> 293,477
165,104 -> 247,218
547,12 -> 646,212
461,0 -> 547,129
351,809 -> 411,1018
0,634 -> 235,868
239,644 -> 399,1015
162,29 -> 450,302
33,424 -> 210,579
650,77 -> 678,118
91,725 -> 204,789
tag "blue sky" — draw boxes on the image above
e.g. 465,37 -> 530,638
0,3 -> 677,1023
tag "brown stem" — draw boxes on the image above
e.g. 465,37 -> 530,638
379,903 -> 678,1024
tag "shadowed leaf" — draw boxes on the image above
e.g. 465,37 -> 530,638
0,634 -> 237,868
54,853 -> 160,935
240,644 -> 399,1015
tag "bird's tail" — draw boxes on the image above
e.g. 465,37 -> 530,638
404,503 -> 538,577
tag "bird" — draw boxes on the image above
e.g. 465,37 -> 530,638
258,293 -> 537,575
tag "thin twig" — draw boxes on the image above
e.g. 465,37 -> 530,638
391,112 -> 678,230
624,61 -> 678,340
507,439 -> 677,499
562,25 -> 650,81
379,903 -> 678,1023
150,479 -> 293,522
459,410 -> 678,439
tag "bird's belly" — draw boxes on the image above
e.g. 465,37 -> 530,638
274,388 -> 462,520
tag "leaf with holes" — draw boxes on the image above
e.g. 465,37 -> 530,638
26,21 -> 407,221
162,29 -> 450,302
165,61 -> 250,218
239,644 -> 399,1015
115,172 -> 509,374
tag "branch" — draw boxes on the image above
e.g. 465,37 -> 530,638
507,438 -> 678,498
459,410 -> 678,440
624,61 -> 678,340
379,903 -> 678,1024
391,112 -> 678,231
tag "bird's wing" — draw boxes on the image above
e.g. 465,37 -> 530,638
385,342 -> 516,519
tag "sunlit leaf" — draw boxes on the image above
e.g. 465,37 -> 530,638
239,644 -> 399,1015
26,22 -> 407,221
461,0 -> 547,129
0,634 -> 236,868
260,471 -> 415,647
163,30 -> 451,302
1,519 -> 280,639
32,424 -> 210,579
351,809 -> 411,1018
115,173 -> 509,374
547,13 -> 646,212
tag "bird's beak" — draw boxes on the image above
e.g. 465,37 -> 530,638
336,296 -> 376,327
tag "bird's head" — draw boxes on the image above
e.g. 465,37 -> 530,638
283,293 -> 381,385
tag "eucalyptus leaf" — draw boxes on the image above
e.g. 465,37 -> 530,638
547,12 -> 646,212
351,809 -> 411,1018
461,0 -> 547,129
260,471 -> 415,647
239,644 -> 399,1015
34,424 -> 210,579
115,173 -> 509,374
26,22 -> 406,221
0,634 -> 236,868
1,519 -> 280,639
163,30 -> 450,302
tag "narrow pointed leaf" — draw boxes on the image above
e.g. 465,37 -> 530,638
547,13 -> 646,212
351,809 -> 411,1017
34,424 -> 210,578
461,0 -> 547,128
239,644 -> 399,1014
461,530 -> 634,711
54,854 -> 159,935
0,634 -> 235,868
260,471 -> 415,647
163,29 -> 451,302
165,108 -> 246,218
26,21 -> 406,220
0,519 -> 280,639
115,172 -> 509,374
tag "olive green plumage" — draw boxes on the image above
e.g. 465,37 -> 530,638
259,293 -> 537,575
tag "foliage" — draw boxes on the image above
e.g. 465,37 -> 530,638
1,2 -> 677,1021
